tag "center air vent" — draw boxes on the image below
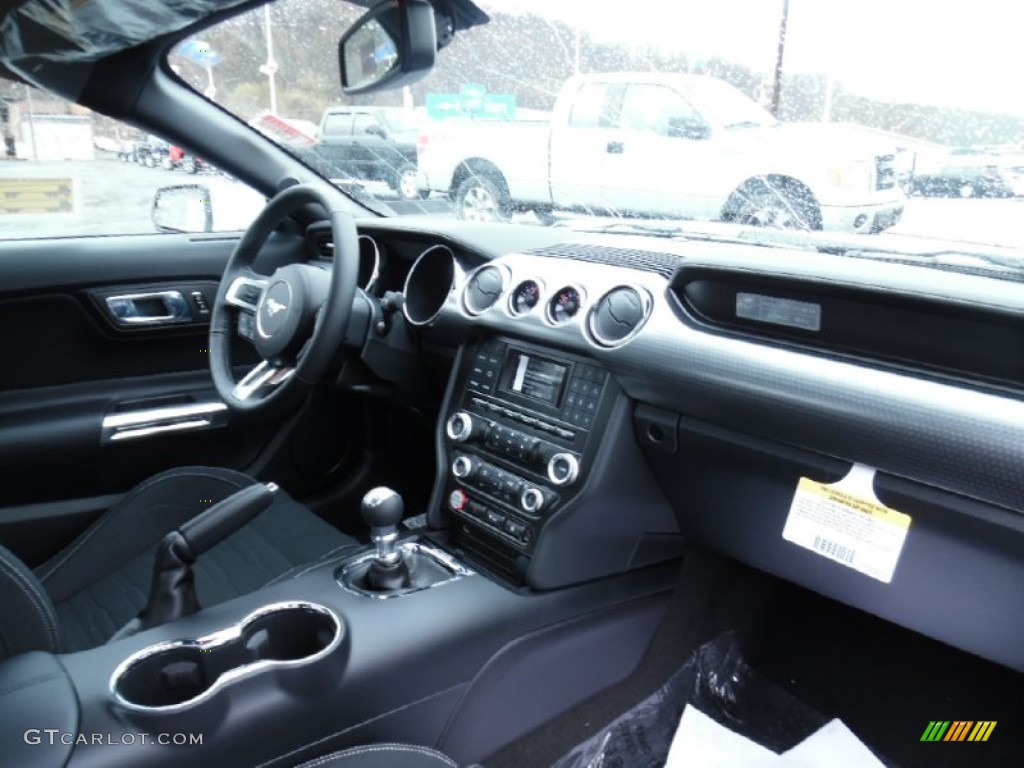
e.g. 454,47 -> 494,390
588,286 -> 651,346
463,265 -> 506,315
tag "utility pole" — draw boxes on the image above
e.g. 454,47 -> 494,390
260,4 -> 279,114
770,0 -> 790,117
24,83 -> 37,160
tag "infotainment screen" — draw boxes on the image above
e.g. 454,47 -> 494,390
500,351 -> 568,405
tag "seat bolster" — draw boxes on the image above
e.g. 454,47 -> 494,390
0,544 -> 60,657
36,466 -> 255,603
292,744 -> 461,768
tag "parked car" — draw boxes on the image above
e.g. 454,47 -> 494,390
418,72 -> 908,232
305,106 -> 425,199
167,144 -> 206,174
909,153 -> 1024,197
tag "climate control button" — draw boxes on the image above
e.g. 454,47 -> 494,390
446,411 -> 485,442
452,455 -> 475,479
520,487 -> 545,514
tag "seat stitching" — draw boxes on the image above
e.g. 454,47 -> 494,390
293,743 -> 458,768
38,468 -> 251,584
243,514 -> 297,582
78,586 -> 120,644
0,551 -> 59,651
113,562 -> 151,610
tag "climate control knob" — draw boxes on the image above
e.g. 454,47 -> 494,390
547,452 -> 580,486
445,411 -> 477,442
520,487 -> 545,514
452,455 -> 475,479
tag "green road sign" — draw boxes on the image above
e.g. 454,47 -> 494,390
426,85 -> 516,121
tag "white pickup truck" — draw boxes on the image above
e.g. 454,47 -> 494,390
417,73 -> 909,233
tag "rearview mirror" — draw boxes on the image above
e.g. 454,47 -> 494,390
338,0 -> 436,95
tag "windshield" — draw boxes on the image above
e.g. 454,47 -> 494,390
173,0 -> 1024,266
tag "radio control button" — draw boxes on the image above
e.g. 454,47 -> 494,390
547,453 -> 580,486
448,489 -> 467,511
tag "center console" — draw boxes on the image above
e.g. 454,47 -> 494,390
434,335 -> 680,587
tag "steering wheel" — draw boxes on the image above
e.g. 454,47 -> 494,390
209,183 -> 359,413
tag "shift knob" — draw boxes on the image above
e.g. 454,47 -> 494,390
362,487 -> 404,566
361,486 -> 405,530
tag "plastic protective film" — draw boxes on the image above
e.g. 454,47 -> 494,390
551,632 -> 884,768
0,0 -> 250,64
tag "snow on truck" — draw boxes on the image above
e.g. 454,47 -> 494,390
417,73 -> 909,233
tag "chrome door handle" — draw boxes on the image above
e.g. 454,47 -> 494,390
105,290 -> 191,325
102,401 -> 228,443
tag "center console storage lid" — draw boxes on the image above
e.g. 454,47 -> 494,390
0,651 -> 78,767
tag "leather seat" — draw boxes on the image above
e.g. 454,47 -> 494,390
292,743 -> 471,768
0,466 -> 360,658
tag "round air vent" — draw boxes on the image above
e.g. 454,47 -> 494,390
588,286 -> 650,346
463,265 -> 506,315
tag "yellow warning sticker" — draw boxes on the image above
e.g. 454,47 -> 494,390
783,464 -> 911,583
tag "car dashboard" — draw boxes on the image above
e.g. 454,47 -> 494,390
318,215 -> 1024,673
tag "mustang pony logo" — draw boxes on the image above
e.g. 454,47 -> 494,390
264,298 -> 287,317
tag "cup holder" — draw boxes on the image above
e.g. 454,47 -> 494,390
111,601 -> 343,713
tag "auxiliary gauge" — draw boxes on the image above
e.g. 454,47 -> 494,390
547,286 -> 582,324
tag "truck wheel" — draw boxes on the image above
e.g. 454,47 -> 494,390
731,178 -> 819,230
182,155 -> 198,174
455,174 -> 510,222
395,164 -> 427,200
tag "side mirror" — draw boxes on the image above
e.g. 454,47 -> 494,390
152,182 -> 265,233
152,184 -> 212,233
338,0 -> 436,95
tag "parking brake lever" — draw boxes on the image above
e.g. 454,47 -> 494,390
137,483 -> 277,631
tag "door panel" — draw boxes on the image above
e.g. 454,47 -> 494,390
0,229 -> 307,564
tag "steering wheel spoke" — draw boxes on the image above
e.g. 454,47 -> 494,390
225,273 -> 269,312
232,361 -> 296,402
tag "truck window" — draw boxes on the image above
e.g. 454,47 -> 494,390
568,83 -> 614,129
353,113 -> 381,136
321,112 -> 352,137
620,84 -> 704,138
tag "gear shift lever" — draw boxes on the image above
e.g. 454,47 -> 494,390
361,487 -> 410,590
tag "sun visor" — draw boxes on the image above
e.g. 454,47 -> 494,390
0,0 -> 488,67
0,0 -> 251,64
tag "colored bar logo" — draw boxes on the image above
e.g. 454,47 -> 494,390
921,721 -> 996,742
